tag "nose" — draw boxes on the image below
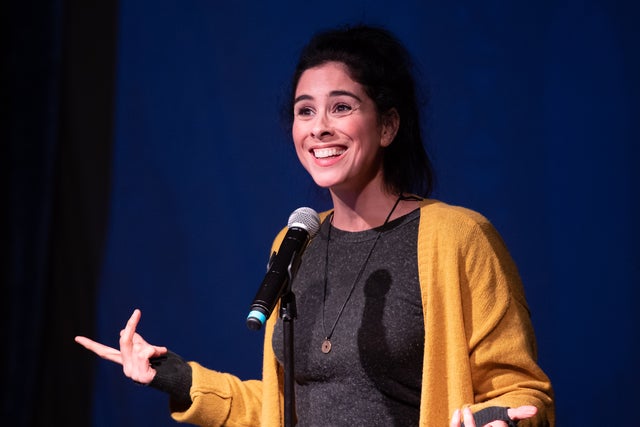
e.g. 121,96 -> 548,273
311,111 -> 334,140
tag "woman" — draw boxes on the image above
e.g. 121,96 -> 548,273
76,25 -> 554,426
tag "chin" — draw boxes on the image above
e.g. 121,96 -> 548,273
310,178 -> 338,189
303,168 -> 335,188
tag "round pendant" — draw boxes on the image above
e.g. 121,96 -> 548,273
321,339 -> 332,354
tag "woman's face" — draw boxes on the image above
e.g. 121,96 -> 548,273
292,61 -> 396,195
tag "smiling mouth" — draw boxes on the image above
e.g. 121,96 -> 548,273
313,147 -> 346,159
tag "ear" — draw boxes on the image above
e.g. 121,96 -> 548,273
380,108 -> 400,147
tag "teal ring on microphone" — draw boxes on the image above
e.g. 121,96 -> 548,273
247,310 -> 266,325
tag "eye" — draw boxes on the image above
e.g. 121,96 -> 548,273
295,106 -> 315,119
331,102 -> 358,117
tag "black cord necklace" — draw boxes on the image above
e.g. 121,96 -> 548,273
320,194 -> 404,354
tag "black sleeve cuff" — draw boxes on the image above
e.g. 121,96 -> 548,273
148,350 -> 193,409
462,406 -> 517,427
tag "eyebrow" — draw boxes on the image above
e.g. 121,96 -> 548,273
294,90 -> 363,104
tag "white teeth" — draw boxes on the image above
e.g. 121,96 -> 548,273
313,147 -> 345,159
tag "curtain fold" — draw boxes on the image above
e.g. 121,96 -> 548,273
2,1 -> 118,425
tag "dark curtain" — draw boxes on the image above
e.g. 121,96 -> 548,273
1,1 -> 118,425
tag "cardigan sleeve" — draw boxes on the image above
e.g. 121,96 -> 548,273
170,363 -> 264,427
168,314 -> 284,427
458,214 -> 555,426
170,226 -> 293,427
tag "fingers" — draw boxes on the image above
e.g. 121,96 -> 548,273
74,336 -> 123,365
450,407 -> 475,427
462,407 -> 475,427
507,405 -> 537,421
131,333 -> 164,360
119,308 -> 142,347
450,409 -> 461,427
134,336 -> 168,358
118,309 -> 162,384
132,333 -> 168,358
449,404 -> 537,427
120,310 -> 142,377
119,309 -> 143,364
76,309 -> 165,385
74,309 -> 143,366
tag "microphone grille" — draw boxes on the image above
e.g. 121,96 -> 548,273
288,207 -> 321,237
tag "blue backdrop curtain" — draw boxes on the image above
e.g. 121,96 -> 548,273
4,1 -> 639,426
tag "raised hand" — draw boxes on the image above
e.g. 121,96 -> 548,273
75,309 -> 167,384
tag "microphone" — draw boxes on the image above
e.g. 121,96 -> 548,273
246,207 -> 321,330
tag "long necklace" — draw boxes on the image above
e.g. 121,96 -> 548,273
320,195 -> 403,354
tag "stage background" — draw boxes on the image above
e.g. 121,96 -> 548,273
3,1 -> 639,426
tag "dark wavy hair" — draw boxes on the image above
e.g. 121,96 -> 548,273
288,25 -> 434,197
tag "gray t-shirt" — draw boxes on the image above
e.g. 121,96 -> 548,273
272,209 -> 424,426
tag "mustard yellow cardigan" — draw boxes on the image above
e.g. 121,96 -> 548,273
171,200 -> 554,426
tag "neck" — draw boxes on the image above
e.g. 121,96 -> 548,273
328,185 -> 404,231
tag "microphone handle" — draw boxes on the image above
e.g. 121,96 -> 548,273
246,227 -> 309,330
